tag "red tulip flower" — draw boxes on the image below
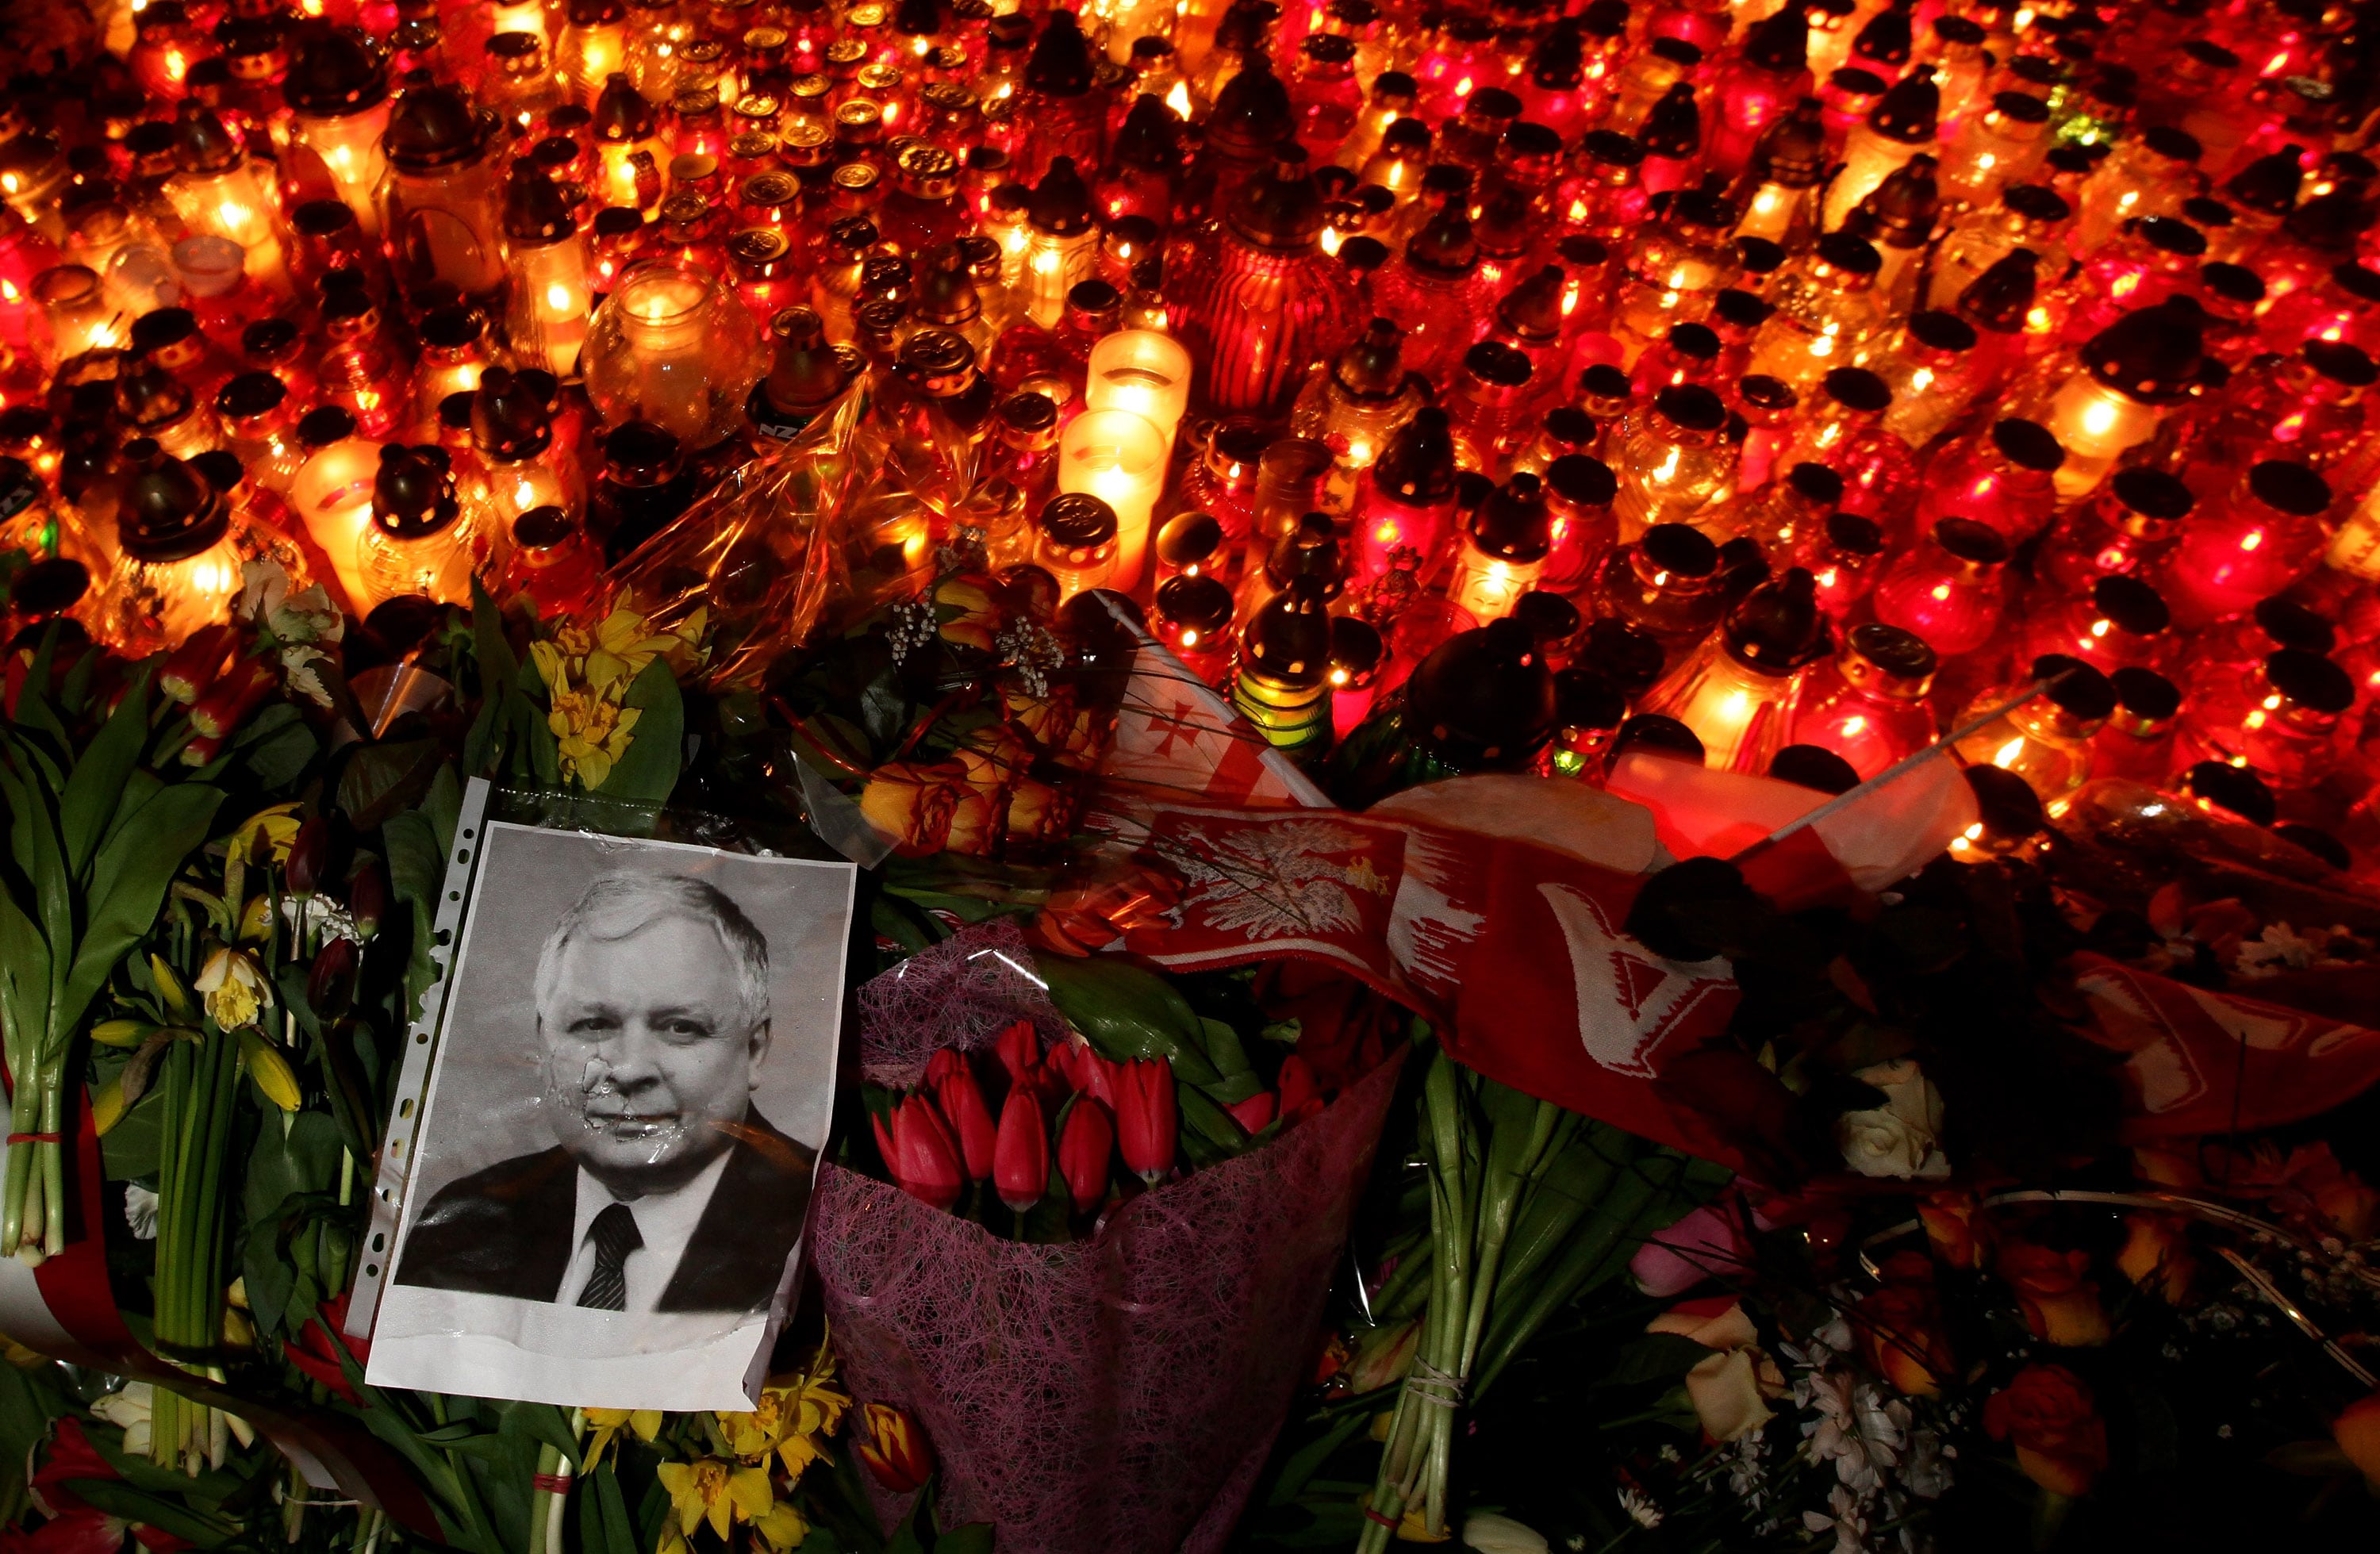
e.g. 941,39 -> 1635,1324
1115,1058 -> 1177,1185
1058,1096 -> 1114,1213
993,1019 -> 1042,1090
993,1087 -> 1048,1214
286,815 -> 332,899
347,862 -> 389,942
1226,1091 -> 1277,1134
305,938 -> 359,1019
856,1402 -> 934,1495
932,1061 -> 997,1182
1279,1054 -> 1324,1124
872,1094 -> 965,1211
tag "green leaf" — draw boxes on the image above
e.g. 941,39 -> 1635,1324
65,783 -> 225,1043
58,673 -> 150,879
242,718 -> 320,789
98,1088 -> 164,1180
582,1464 -> 639,1554
1034,954 -> 1222,1085
336,737 -> 441,831
596,657 -> 685,806
931,1524 -> 993,1554
382,811 -> 446,909
1599,1332 -> 1716,1388
60,1477 -> 236,1547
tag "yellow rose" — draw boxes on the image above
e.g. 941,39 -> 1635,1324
1646,1299 -> 1783,1443
934,577 -> 1000,652
2115,1214 -> 2194,1304
1004,777 -> 1074,846
857,762 -> 963,857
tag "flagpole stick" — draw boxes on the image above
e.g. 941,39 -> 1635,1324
1729,667 -> 2079,864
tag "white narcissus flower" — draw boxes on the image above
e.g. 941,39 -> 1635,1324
91,1383 -> 153,1456
123,1183 -> 158,1240
1462,1511 -> 1549,1553
1837,1059 -> 1951,1180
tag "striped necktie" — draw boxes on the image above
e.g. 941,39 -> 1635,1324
576,1202 -> 642,1310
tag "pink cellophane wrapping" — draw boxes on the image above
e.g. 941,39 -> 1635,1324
850,920 -> 1069,1090
812,930 -> 1403,1553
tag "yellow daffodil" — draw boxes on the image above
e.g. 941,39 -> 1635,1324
194,947 -> 271,1030
585,1408 -> 662,1464
654,1458 -> 773,1541
237,894 -> 274,944
720,1358 -> 851,1476
752,1502 -> 808,1554
226,804 -> 304,865
549,690 -> 642,792
148,955 -> 194,1022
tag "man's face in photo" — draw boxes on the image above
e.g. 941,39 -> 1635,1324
538,912 -> 768,1193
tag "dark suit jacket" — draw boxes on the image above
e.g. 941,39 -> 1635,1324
394,1111 -> 817,1314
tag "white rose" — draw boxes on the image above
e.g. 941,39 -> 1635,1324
1836,1059 -> 1949,1180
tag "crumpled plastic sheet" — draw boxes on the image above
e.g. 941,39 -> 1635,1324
606,371 -> 985,689
812,930 -> 1404,1553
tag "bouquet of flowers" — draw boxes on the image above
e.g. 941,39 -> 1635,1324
809,923 -> 1407,1553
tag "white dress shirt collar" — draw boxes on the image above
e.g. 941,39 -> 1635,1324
560,1148 -> 735,1313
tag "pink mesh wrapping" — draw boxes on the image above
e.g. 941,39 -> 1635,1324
814,936 -> 1403,1552
852,921 -> 1069,1089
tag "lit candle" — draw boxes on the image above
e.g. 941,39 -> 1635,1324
287,416 -> 384,612
1083,328 -> 1191,451
1035,492 -> 1119,602
1058,407 -> 1168,591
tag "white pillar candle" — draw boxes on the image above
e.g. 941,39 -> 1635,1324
1058,408 -> 1169,592
1084,329 -> 1192,452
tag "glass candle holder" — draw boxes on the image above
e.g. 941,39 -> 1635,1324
502,165 -> 593,376
1613,383 -> 1733,539
1914,417 -> 2066,542
285,30 -> 395,236
286,405 -> 384,609
1232,577 -> 1336,758
1028,489 -> 1119,605
1871,516 -> 2011,659
377,86 -> 509,305
1785,620 -> 1938,777
1057,406 -> 1167,589
2036,300 -> 2204,498
1745,231 -> 1883,392
32,265 -> 129,365
2091,666 -> 2182,782
581,256 -> 765,447
1821,67 -> 1938,231
2036,466 -> 2194,596
2156,459 -> 2332,629
1639,564 -> 1830,773
1353,404 -> 1457,583
94,443 -> 249,655
1587,520 -> 1726,666
1949,654 -> 2118,803
1446,472 -> 1550,622
2175,648 -> 2356,798
1935,89 -> 2050,208
360,444 -> 486,608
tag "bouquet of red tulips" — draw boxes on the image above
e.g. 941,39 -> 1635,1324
866,1007 -> 1336,1236
812,922 -> 1406,1554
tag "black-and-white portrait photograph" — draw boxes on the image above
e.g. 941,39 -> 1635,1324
366,823 -> 855,1410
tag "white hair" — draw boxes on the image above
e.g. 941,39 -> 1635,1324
532,873 -> 770,1034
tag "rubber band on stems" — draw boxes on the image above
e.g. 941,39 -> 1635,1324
1399,1356 -> 1465,1410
